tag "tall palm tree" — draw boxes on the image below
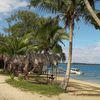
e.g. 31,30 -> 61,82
30,0 -> 96,92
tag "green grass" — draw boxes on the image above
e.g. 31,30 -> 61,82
6,79 -> 63,95
0,69 -> 4,74
0,69 -> 11,76
0,69 -> 7,75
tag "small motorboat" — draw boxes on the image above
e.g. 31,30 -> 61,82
70,68 -> 84,75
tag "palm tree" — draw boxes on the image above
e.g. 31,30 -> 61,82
30,0 -> 96,92
35,18 -> 69,56
84,0 -> 100,26
31,18 -> 69,75
0,33 -> 33,73
6,10 -> 68,59
1,11 -> 68,78
84,10 -> 100,29
0,34 -> 33,56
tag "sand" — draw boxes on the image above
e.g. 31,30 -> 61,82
0,75 -> 100,100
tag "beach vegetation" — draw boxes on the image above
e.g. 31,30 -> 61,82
0,0 -> 99,94
6,78 -> 63,95
30,0 -> 99,92
0,10 -> 68,85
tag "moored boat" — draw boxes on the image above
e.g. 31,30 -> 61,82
71,68 -> 84,75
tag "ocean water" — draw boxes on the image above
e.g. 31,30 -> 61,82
58,63 -> 100,84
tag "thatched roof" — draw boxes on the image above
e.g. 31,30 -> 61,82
29,53 -> 60,65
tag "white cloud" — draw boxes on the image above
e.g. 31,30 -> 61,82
63,42 -> 100,64
0,0 -> 29,13
0,0 -> 29,34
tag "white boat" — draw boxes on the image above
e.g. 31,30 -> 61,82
70,68 -> 84,75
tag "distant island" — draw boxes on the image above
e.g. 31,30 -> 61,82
60,63 -> 100,66
72,63 -> 100,66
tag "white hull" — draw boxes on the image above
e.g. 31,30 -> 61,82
71,68 -> 84,75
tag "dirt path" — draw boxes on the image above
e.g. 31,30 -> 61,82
0,75 -> 100,100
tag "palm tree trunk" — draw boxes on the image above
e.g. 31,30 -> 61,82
24,57 -> 29,79
64,20 -> 73,92
84,0 -> 100,26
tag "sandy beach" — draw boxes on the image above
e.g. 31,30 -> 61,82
0,75 -> 100,100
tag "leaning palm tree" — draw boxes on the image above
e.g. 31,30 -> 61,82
84,0 -> 100,26
30,0 -> 96,92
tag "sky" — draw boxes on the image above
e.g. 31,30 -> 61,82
0,0 -> 100,64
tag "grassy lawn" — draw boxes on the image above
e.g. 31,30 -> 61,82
6,79 -> 63,95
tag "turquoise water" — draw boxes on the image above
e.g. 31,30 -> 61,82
58,63 -> 100,84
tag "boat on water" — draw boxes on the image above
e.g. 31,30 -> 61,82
70,68 -> 84,75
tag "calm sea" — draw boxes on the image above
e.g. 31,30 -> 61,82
58,63 -> 100,84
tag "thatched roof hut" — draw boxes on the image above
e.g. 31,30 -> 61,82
29,53 -> 60,66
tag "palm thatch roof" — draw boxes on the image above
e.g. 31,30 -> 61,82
28,53 -> 60,66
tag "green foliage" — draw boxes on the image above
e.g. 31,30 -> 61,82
0,10 -> 68,62
6,10 -> 47,37
6,10 -> 37,36
0,34 -> 34,56
33,17 -> 68,61
90,11 -> 100,29
6,79 -> 63,95
30,0 -> 97,29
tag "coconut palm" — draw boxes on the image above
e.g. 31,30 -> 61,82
6,10 -> 68,59
2,10 -> 67,77
30,18 -> 69,75
30,0 -> 96,91
84,10 -> 100,29
0,33 -> 34,73
35,18 -> 69,57
84,0 -> 100,26
0,34 -> 33,56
